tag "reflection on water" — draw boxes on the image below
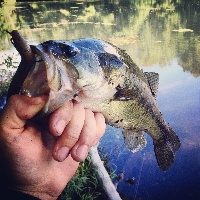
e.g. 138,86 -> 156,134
0,1 -> 200,199
101,59 -> 200,200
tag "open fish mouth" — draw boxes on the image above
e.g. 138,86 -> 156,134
20,45 -> 80,115
20,54 -> 50,97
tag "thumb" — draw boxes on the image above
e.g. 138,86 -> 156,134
0,94 -> 47,131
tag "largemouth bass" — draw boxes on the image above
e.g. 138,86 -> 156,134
7,31 -> 180,171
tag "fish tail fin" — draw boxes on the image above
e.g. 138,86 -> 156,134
153,127 -> 180,171
164,127 -> 181,153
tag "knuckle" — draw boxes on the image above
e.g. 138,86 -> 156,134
66,133 -> 80,141
64,126 -> 81,142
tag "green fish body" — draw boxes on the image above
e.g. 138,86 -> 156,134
8,37 -> 180,171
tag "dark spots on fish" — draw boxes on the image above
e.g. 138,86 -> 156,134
115,119 -> 123,123
108,80 -> 115,85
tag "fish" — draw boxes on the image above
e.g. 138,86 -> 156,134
7,31 -> 180,171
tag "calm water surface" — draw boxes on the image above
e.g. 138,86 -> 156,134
0,1 -> 200,200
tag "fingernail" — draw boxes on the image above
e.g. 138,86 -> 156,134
55,120 -> 66,136
56,147 -> 70,162
76,145 -> 89,161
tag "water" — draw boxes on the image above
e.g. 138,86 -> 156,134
101,59 -> 200,200
0,1 -> 200,199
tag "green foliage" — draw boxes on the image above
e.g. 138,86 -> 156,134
0,54 -> 16,103
61,150 -> 118,200
1,0 -> 200,77
63,155 -> 102,200
0,69 -> 12,109
1,54 -> 18,69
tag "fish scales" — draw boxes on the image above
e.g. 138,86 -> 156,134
7,31 -> 180,171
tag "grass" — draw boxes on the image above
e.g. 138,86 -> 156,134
60,149 -> 117,200
0,53 -> 16,94
60,155 -> 103,200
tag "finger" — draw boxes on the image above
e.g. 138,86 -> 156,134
48,101 -> 73,137
52,102 -> 85,162
0,94 -> 47,135
71,109 -> 97,162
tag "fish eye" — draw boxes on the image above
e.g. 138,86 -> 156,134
41,41 -> 78,58
63,45 -> 78,58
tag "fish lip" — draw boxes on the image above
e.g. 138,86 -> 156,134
20,47 -> 50,98
31,45 -> 79,92
20,45 -> 80,116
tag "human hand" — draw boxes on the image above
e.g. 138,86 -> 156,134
0,94 -> 106,200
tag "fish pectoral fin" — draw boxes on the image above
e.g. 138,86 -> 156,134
144,72 -> 159,98
122,129 -> 147,153
153,127 -> 180,171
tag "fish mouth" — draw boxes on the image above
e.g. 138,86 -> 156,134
20,45 -> 80,116
20,54 -> 50,97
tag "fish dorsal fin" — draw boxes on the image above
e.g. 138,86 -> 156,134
144,72 -> 159,98
122,129 -> 147,153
